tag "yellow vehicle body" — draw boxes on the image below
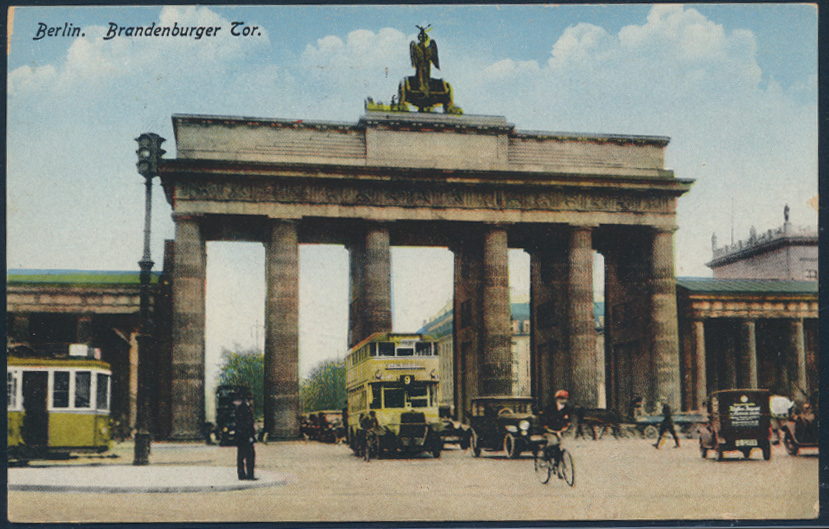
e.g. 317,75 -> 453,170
346,333 -> 443,456
7,355 -> 112,454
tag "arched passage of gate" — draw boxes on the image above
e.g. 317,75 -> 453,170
157,112 -> 692,439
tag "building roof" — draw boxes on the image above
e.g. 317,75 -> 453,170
7,269 -> 162,286
676,277 -> 817,295
418,301 -> 605,337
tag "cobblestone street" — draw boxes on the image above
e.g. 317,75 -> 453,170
8,437 -> 819,523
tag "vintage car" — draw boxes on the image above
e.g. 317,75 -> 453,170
467,396 -> 544,458
699,389 -> 771,460
782,403 -> 818,456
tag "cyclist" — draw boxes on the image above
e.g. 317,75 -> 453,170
541,390 -> 572,462
360,411 -> 380,457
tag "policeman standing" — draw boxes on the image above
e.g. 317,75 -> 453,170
235,390 -> 256,480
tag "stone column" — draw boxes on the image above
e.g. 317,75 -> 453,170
363,225 -> 392,337
791,319 -> 807,397
480,226 -> 512,396
740,319 -> 758,389
693,320 -> 707,409
650,228 -> 681,411
529,231 -> 568,411
76,315 -> 93,344
452,233 -> 483,420
264,220 -> 300,440
568,226 -> 598,407
348,224 -> 392,347
9,314 -> 30,343
169,215 -> 206,439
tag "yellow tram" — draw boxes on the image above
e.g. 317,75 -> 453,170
7,354 -> 112,457
346,332 -> 443,458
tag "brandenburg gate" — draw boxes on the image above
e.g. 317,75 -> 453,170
155,29 -> 692,439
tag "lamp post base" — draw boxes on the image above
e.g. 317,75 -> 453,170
133,433 -> 151,465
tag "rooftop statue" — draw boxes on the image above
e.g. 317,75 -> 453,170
365,25 -> 462,115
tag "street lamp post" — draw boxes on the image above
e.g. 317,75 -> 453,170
134,133 -> 165,465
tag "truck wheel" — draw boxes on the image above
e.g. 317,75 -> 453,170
460,435 -> 470,450
504,434 -> 521,459
432,442 -> 442,459
644,425 -> 659,439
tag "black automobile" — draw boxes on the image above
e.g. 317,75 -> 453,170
213,385 -> 248,446
699,389 -> 772,460
467,396 -> 544,458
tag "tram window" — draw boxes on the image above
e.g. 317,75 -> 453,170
415,343 -> 433,356
408,386 -> 428,408
384,388 -> 405,408
53,371 -> 70,408
397,347 -> 414,357
96,373 -> 110,411
370,385 -> 382,409
74,372 -> 91,408
7,372 -> 17,409
368,343 -> 377,356
378,342 -> 395,356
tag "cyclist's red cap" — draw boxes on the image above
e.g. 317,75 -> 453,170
555,390 -> 569,399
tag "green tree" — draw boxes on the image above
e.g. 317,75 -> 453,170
301,358 -> 346,413
217,347 -> 264,418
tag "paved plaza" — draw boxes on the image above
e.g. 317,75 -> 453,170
8,438 -> 819,523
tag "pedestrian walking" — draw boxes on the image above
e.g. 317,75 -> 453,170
653,399 -> 680,449
235,390 -> 257,480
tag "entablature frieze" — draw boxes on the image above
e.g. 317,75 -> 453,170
170,176 -> 679,217
685,299 -> 818,320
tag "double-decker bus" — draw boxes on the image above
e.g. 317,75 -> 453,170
8,352 -> 112,461
346,332 -> 443,459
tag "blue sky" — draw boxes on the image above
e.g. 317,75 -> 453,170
7,5 -> 818,400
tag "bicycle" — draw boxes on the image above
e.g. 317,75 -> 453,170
534,430 -> 575,487
362,429 -> 379,462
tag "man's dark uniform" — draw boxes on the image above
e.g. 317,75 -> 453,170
235,397 -> 256,480
654,402 -> 680,448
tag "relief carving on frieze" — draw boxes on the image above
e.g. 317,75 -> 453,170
177,180 -> 668,213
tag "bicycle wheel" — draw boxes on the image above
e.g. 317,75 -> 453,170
534,452 -> 551,484
558,449 -> 575,487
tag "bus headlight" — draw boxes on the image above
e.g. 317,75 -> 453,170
519,420 -> 530,431
505,425 -> 518,433
430,369 -> 438,380
375,370 -> 382,380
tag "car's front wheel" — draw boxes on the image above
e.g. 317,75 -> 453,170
504,433 -> 521,459
471,430 -> 482,457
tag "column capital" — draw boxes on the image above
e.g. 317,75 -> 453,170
171,212 -> 203,222
568,223 -> 598,231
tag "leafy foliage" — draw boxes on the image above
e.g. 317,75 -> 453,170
301,359 -> 346,413
217,347 -> 264,418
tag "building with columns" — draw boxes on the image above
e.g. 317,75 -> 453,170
5,269 -> 171,436
155,110 -> 690,437
676,278 -> 818,410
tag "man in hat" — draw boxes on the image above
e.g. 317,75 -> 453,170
234,389 -> 257,480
